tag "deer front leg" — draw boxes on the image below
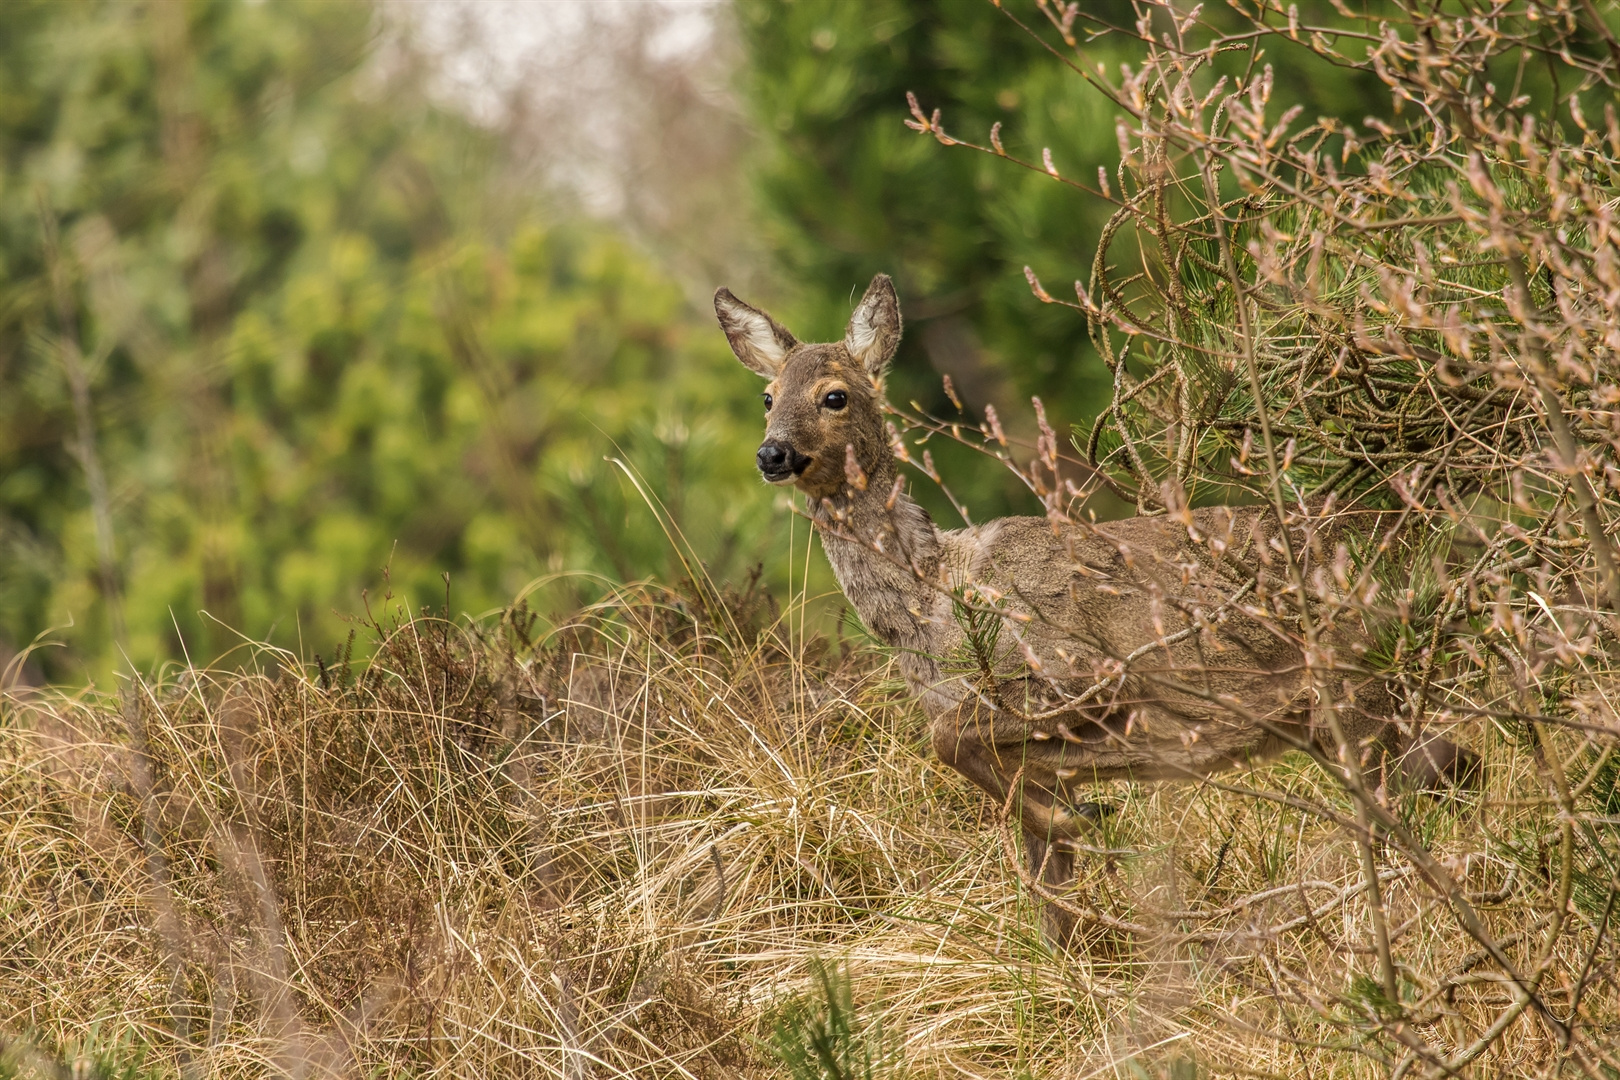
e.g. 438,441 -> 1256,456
1024,830 -> 1080,948
930,701 -> 1114,949
928,699 -> 1106,841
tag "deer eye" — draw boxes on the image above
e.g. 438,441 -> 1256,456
762,393 -> 773,411
821,389 -> 848,410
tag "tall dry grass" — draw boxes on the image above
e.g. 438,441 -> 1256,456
1,560 -> 1607,1077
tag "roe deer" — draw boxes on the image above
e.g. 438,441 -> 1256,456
715,274 -> 1471,943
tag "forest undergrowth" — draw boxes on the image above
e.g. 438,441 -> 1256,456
1,560 -> 1606,1079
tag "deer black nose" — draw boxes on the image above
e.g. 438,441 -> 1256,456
758,441 -> 804,482
757,442 -> 788,471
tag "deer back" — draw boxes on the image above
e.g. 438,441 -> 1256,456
931,504 -> 1387,769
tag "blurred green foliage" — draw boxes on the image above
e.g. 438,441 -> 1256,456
0,0 -> 1461,686
0,0 -> 774,684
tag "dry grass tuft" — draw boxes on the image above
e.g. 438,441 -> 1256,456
2,573 -> 1612,1077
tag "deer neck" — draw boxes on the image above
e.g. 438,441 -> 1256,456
808,462 -> 944,660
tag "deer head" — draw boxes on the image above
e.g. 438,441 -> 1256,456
714,275 -> 903,502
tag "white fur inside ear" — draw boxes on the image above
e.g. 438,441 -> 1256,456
846,311 -> 879,360
843,276 -> 899,373
741,314 -> 789,364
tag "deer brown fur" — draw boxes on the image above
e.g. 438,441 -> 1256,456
715,274 -> 1470,943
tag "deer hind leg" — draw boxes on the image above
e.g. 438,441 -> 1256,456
1392,726 -> 1479,791
1319,680 -> 1478,797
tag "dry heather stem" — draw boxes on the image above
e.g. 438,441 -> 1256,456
880,2 -> 1620,1072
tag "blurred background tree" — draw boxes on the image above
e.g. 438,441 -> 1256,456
0,0 -> 772,684
0,0 -> 1412,686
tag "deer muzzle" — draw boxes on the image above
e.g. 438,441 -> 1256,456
756,440 -> 811,484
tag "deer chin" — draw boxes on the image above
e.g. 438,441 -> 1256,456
797,465 -> 856,502
759,456 -> 811,486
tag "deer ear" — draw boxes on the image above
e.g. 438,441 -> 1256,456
714,287 -> 797,378
845,273 -> 902,379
